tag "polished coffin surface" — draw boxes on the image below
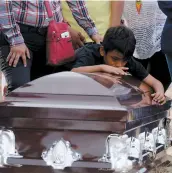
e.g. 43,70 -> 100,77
0,72 -> 171,131
0,72 -> 171,172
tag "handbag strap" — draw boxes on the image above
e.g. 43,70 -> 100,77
44,1 -> 53,18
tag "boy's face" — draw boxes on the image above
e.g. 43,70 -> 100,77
100,46 -> 127,67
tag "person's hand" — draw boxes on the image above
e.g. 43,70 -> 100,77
7,43 -> 30,67
68,27 -> 85,49
91,34 -> 103,44
151,92 -> 166,105
100,64 -> 128,75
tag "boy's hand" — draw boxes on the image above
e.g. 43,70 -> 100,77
143,75 -> 166,105
101,65 -> 128,75
151,92 -> 166,105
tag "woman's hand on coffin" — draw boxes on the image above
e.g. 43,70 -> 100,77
7,43 -> 30,67
68,27 -> 85,49
100,65 -> 128,76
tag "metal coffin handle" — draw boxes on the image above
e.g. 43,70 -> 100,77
41,138 -> 82,170
0,129 -> 23,167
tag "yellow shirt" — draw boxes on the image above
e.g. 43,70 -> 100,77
62,1 -> 111,42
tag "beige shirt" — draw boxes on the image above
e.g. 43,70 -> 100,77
62,1 -> 111,42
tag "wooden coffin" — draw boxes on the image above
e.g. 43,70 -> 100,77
0,72 -> 171,173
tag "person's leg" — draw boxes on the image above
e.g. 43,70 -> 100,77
149,51 -> 171,91
165,53 -> 172,82
0,46 -> 32,94
0,30 -> 33,94
30,46 -> 53,80
30,46 -> 70,80
30,46 -> 62,80
18,24 -> 50,81
0,24 -> 52,94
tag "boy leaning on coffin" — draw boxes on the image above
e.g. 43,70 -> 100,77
72,26 -> 166,105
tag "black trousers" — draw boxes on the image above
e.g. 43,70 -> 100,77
0,24 -> 69,94
134,51 -> 171,91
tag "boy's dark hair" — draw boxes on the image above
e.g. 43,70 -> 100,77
102,26 -> 136,58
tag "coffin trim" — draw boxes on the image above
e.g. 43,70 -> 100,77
0,129 -> 23,167
42,139 -> 82,170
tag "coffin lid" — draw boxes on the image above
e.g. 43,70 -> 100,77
0,72 -> 171,132
12,72 -> 137,96
2,72 -> 144,110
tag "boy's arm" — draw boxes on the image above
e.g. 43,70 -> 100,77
72,65 -> 128,75
128,58 -> 166,104
72,45 -> 128,75
143,74 -> 166,105
72,65 -> 102,73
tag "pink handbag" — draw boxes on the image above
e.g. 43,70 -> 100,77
44,1 -> 75,66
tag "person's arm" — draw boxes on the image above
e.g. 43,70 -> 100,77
158,1 -> 172,19
72,65 -> 102,73
71,46 -> 104,73
0,0 -> 24,46
72,45 -> 128,75
128,58 -> 166,104
143,75 -> 166,105
72,64 -> 128,75
0,0 -> 30,67
111,1 -> 124,27
66,0 -> 102,43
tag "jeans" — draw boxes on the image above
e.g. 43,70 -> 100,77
0,46 -> 32,93
0,24 -> 69,94
166,54 -> 172,82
